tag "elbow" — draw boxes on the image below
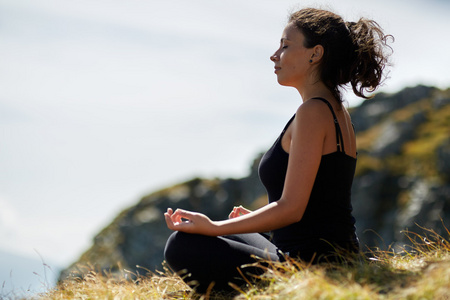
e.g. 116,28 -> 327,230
277,199 -> 305,225
290,211 -> 304,224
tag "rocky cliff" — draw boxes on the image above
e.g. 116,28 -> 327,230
59,85 -> 450,281
350,85 -> 450,249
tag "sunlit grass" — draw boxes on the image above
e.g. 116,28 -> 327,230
29,225 -> 450,300
37,263 -> 194,300
235,225 -> 450,299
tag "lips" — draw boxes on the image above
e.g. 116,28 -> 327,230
274,66 -> 281,74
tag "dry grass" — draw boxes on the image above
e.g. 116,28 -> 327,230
32,264 -> 192,300
28,225 -> 450,300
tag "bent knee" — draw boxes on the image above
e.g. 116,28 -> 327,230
164,232 -> 197,269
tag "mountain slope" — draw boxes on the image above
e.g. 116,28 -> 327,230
59,85 -> 450,281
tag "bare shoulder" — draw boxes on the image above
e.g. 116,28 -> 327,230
295,99 -> 331,125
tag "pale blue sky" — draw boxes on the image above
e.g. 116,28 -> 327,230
0,0 -> 449,292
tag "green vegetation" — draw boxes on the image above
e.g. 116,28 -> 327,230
354,154 -> 383,177
35,227 -> 449,300
355,89 -> 450,180
402,102 -> 450,178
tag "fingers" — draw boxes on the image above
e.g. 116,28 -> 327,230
229,205 -> 251,219
228,207 -> 237,219
239,206 -> 252,214
164,208 -> 194,230
164,209 -> 198,233
164,208 -> 216,235
229,206 -> 242,219
164,209 -> 175,229
171,208 -> 194,222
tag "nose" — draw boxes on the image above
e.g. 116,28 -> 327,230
270,52 -> 279,62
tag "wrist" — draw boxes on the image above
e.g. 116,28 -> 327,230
209,220 -> 228,236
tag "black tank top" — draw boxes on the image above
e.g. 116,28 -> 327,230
258,97 -> 358,256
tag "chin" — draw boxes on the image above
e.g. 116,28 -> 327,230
277,77 -> 287,86
277,78 -> 294,87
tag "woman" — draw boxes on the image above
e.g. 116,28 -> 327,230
163,8 -> 392,293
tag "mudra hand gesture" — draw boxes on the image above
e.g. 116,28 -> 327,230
228,205 -> 252,219
164,208 -> 217,236
164,205 -> 252,236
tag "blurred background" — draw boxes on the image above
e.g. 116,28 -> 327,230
1,0 -> 449,296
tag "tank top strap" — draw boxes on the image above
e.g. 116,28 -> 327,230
312,97 -> 345,154
283,114 -> 296,133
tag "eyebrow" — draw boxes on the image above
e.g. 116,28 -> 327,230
280,37 -> 291,43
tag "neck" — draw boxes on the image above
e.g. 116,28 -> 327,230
296,81 -> 335,104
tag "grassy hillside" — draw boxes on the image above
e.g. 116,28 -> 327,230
49,86 -> 450,299
355,87 -> 450,179
38,228 -> 450,299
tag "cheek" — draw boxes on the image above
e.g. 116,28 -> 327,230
281,54 -> 300,71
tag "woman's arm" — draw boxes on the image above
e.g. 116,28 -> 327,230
165,100 -> 327,236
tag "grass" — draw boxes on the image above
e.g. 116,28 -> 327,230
28,226 -> 450,300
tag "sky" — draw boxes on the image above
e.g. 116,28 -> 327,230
0,0 -> 449,293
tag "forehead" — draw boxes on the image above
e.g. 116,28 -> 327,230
281,23 -> 304,42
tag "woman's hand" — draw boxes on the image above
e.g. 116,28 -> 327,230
164,208 -> 218,236
228,205 -> 252,219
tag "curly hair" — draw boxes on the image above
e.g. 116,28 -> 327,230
289,8 -> 394,101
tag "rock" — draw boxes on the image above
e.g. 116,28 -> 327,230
59,163 -> 267,281
351,85 -> 434,133
395,179 -> 450,245
59,85 -> 450,281
371,111 -> 427,157
437,139 -> 450,180
351,170 -> 400,248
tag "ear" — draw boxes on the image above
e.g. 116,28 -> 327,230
311,44 -> 324,62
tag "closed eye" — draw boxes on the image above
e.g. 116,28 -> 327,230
280,37 -> 290,49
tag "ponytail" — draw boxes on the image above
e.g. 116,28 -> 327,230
346,19 -> 394,99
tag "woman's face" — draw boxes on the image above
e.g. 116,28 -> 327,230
271,23 -> 314,89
